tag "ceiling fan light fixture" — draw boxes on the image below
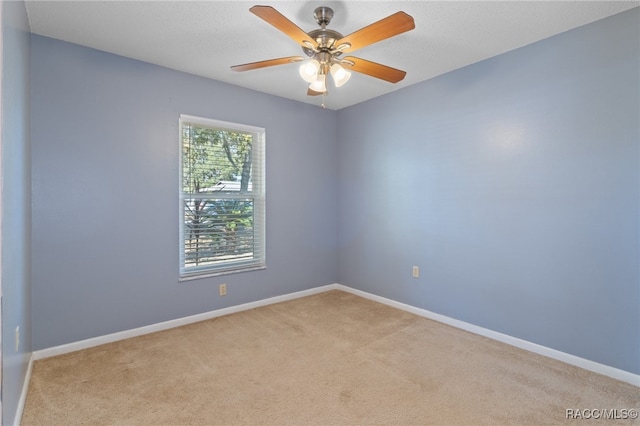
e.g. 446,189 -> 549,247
330,63 -> 351,87
231,5 -> 415,101
299,59 -> 320,83
309,74 -> 327,93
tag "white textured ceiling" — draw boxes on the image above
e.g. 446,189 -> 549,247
25,1 -> 639,110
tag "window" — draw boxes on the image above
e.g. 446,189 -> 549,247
179,115 -> 265,279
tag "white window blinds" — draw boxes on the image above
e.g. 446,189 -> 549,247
179,115 -> 265,279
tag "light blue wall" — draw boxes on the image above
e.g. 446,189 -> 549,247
1,0 -> 32,424
30,35 -> 338,350
30,7 -> 639,378
337,8 -> 639,374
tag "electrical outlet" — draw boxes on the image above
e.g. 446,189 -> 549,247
412,266 -> 420,278
15,326 -> 20,352
219,283 -> 227,296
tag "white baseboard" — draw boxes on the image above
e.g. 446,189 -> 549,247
33,282 -> 639,387
33,284 -> 339,360
14,352 -> 34,426
334,284 -> 640,387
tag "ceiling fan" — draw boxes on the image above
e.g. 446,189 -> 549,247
231,5 -> 415,98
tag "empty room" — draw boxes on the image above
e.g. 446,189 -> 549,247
1,1 -> 639,424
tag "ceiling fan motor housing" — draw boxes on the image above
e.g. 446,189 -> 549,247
303,6 -> 345,64
303,29 -> 344,54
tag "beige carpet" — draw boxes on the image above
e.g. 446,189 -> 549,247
22,290 -> 639,425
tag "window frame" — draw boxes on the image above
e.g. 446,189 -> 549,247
179,114 -> 266,281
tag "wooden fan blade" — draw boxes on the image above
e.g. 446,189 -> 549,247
250,5 -> 318,49
342,57 -> 407,83
335,11 -> 415,53
231,56 -> 304,72
307,88 -> 324,96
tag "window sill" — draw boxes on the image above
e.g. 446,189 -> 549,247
179,265 -> 266,282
